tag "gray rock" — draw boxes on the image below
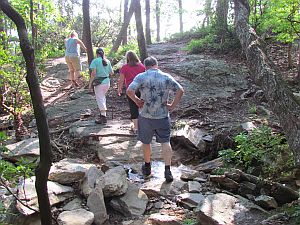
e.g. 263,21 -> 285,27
101,166 -> 128,197
57,209 -> 94,225
48,158 -> 93,184
196,193 -> 267,225
87,185 -> 108,225
16,177 -> 73,215
255,195 -> 278,210
110,182 -> 148,217
3,138 -> 40,162
176,193 -> 205,209
63,198 -> 83,211
148,213 -> 181,225
188,181 -> 202,193
80,165 -> 104,197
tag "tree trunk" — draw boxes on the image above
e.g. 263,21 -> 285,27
298,40 -> 300,79
109,0 -> 135,55
133,0 -> 148,62
155,0 -> 160,42
82,0 -> 93,66
178,0 -> 183,33
0,1 -> 53,225
145,0 -> 151,45
202,0 -> 212,27
0,11 -> 6,48
216,0 -> 229,43
288,42 -> 292,69
234,0 -> 300,167
122,0 -> 129,45
29,0 -> 37,49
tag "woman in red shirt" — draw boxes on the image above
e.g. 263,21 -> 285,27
118,51 -> 146,133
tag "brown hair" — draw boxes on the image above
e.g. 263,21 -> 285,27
96,48 -> 108,66
126,50 -> 140,66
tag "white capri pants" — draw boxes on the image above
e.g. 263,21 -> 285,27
94,83 -> 110,111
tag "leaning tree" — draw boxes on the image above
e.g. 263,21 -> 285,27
233,0 -> 300,169
0,1 -> 53,225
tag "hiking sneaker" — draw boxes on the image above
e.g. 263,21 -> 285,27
164,170 -> 173,183
142,164 -> 151,177
95,115 -> 107,124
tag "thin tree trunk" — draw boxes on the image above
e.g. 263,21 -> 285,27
133,0 -> 148,62
0,11 -> 6,48
109,0 -> 135,55
82,0 -> 94,66
29,0 -> 37,48
0,1 -> 53,225
122,0 -> 129,45
203,0 -> 212,27
234,0 -> 300,167
145,0 -> 151,45
288,42 -> 292,69
178,0 -> 183,33
216,0 -> 229,43
155,0 -> 160,42
298,40 -> 300,79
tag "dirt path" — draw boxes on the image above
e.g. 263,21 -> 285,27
38,42 -> 291,225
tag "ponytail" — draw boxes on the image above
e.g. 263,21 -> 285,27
96,48 -> 108,66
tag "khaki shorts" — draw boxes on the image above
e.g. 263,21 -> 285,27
65,56 -> 81,72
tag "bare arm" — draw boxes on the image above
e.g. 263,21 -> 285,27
118,73 -> 125,96
167,88 -> 184,111
89,69 -> 96,89
126,88 -> 144,108
76,38 -> 87,52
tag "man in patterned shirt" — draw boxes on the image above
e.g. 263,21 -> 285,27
127,56 -> 184,182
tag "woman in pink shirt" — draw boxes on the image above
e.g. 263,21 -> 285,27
118,51 -> 146,133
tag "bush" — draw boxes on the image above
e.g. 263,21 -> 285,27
168,26 -> 212,42
219,126 -> 294,179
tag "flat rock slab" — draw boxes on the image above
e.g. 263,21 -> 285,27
196,193 -> 267,225
3,138 -> 40,162
70,120 -> 164,163
46,93 -> 96,121
69,120 -> 134,138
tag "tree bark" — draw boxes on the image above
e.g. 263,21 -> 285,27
82,0 -> 93,66
109,0 -> 135,55
0,11 -> 6,49
216,0 -> 229,43
178,0 -> 183,33
82,0 -> 94,65
145,0 -> 151,45
155,0 -> 160,42
29,0 -> 37,49
202,0 -> 212,27
0,1 -> 53,225
234,0 -> 300,167
133,0 -> 148,62
122,0 -> 129,45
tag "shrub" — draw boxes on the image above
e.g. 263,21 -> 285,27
219,126 -> 294,179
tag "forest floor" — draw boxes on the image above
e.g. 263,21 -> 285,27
28,39 -> 300,224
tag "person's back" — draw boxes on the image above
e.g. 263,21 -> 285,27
65,37 -> 80,57
132,68 -> 181,119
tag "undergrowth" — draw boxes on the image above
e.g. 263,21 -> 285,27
219,126 -> 295,179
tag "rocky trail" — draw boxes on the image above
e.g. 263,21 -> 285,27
2,41 -> 299,225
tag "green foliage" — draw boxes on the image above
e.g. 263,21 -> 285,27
0,45 -> 31,117
249,105 -> 257,114
0,132 -> 35,185
109,42 -> 139,65
183,26 -> 240,54
168,26 -> 212,42
182,218 -> 197,225
250,0 -> 300,43
219,126 -> 294,178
